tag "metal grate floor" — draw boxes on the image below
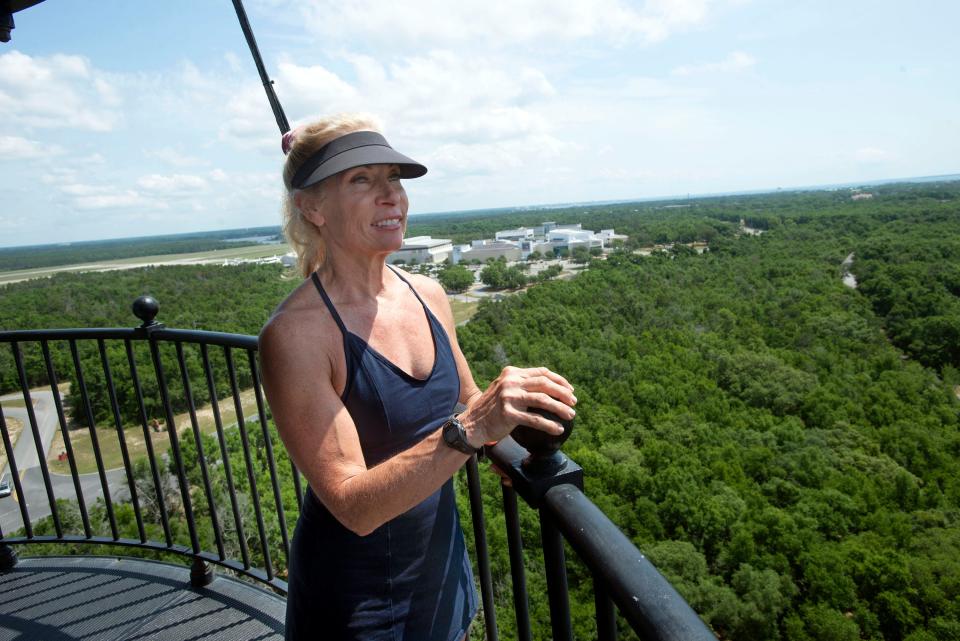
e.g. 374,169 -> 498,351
0,556 -> 285,641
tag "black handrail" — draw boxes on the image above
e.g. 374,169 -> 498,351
0,296 -> 716,639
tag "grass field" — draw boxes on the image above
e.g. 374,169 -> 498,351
450,297 -> 480,325
0,243 -> 293,285
1,398 -> 26,408
47,389 -> 261,475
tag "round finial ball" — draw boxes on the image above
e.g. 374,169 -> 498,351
132,296 -> 159,325
511,407 -> 574,457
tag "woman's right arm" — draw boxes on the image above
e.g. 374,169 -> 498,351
260,311 -> 484,536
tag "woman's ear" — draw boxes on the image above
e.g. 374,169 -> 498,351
295,191 -> 325,227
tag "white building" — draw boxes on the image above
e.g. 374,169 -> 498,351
598,229 -> 629,245
495,227 -> 535,242
547,228 -> 601,249
520,239 -> 555,258
387,236 -> 453,264
457,240 -> 522,263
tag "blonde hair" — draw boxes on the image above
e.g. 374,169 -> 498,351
282,113 -> 382,277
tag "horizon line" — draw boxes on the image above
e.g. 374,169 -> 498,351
2,171 -> 958,251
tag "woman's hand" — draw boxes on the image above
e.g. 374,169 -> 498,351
459,366 -> 577,448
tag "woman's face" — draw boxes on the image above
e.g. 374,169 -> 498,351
304,163 -> 409,258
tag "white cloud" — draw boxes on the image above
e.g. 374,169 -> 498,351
73,191 -> 149,210
0,135 -> 63,159
0,50 -> 122,131
672,51 -> 757,76
60,183 -> 107,196
216,50 -> 562,157
137,173 -> 209,194
146,147 -> 208,168
79,153 -> 106,165
54,181 -> 165,211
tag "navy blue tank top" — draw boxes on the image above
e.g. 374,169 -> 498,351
284,267 -> 477,641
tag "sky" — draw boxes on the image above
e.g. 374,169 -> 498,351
1,0 -> 958,248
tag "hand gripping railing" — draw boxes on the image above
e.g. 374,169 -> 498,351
0,296 -> 715,639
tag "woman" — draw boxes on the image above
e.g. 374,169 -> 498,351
259,113 -> 577,641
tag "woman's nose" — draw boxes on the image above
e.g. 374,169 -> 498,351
376,177 -> 402,200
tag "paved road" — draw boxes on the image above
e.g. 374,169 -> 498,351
1,391 -> 128,535
0,466 -> 128,535
2,391 -> 59,481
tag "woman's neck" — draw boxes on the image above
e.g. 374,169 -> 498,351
316,249 -> 393,302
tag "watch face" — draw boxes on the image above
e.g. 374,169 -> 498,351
443,420 -> 458,445
442,417 -> 474,453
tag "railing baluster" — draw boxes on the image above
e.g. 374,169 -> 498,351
540,509 -> 574,641
148,338 -> 201,554
595,578 -> 618,641
225,346 -> 273,578
175,342 -> 226,560
247,350 -> 291,562
69,339 -> 118,539
466,454 -> 499,641
125,339 -> 171,545
201,343 -> 249,567
98,339 -> 145,542
502,483 -> 532,641
0,403 -> 31,537
12,342 -> 61,537
41,340 -> 92,538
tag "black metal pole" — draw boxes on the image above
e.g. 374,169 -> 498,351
125,339 -> 173,546
502,483 -> 532,641
595,578 -> 618,641
42,340 -> 92,538
12,342 -> 61,537
540,509 -> 573,641
466,455 -> 499,641
231,0 -> 289,134
202,343 -> 251,569
0,402 -> 30,538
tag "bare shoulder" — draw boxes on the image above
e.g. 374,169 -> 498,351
399,270 -> 453,322
259,279 -> 337,373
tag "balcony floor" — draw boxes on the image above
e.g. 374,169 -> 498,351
0,556 -> 285,641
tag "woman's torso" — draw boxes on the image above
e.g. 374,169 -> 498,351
284,267 -> 477,641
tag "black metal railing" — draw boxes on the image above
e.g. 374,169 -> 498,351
0,296 -> 715,640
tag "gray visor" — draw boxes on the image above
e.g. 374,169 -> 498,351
291,130 -> 427,189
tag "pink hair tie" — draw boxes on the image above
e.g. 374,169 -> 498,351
282,126 -> 303,155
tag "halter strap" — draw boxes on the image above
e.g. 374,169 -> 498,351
310,271 -> 349,336
386,264 -> 429,308
310,266 -> 430,337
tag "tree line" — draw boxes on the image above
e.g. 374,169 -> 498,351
0,226 -> 279,272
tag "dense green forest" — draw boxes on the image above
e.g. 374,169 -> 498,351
3,181 -> 960,640
0,226 -> 279,272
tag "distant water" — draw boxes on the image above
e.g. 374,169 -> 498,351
225,235 -> 281,244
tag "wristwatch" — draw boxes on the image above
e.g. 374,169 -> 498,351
441,414 -> 479,455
